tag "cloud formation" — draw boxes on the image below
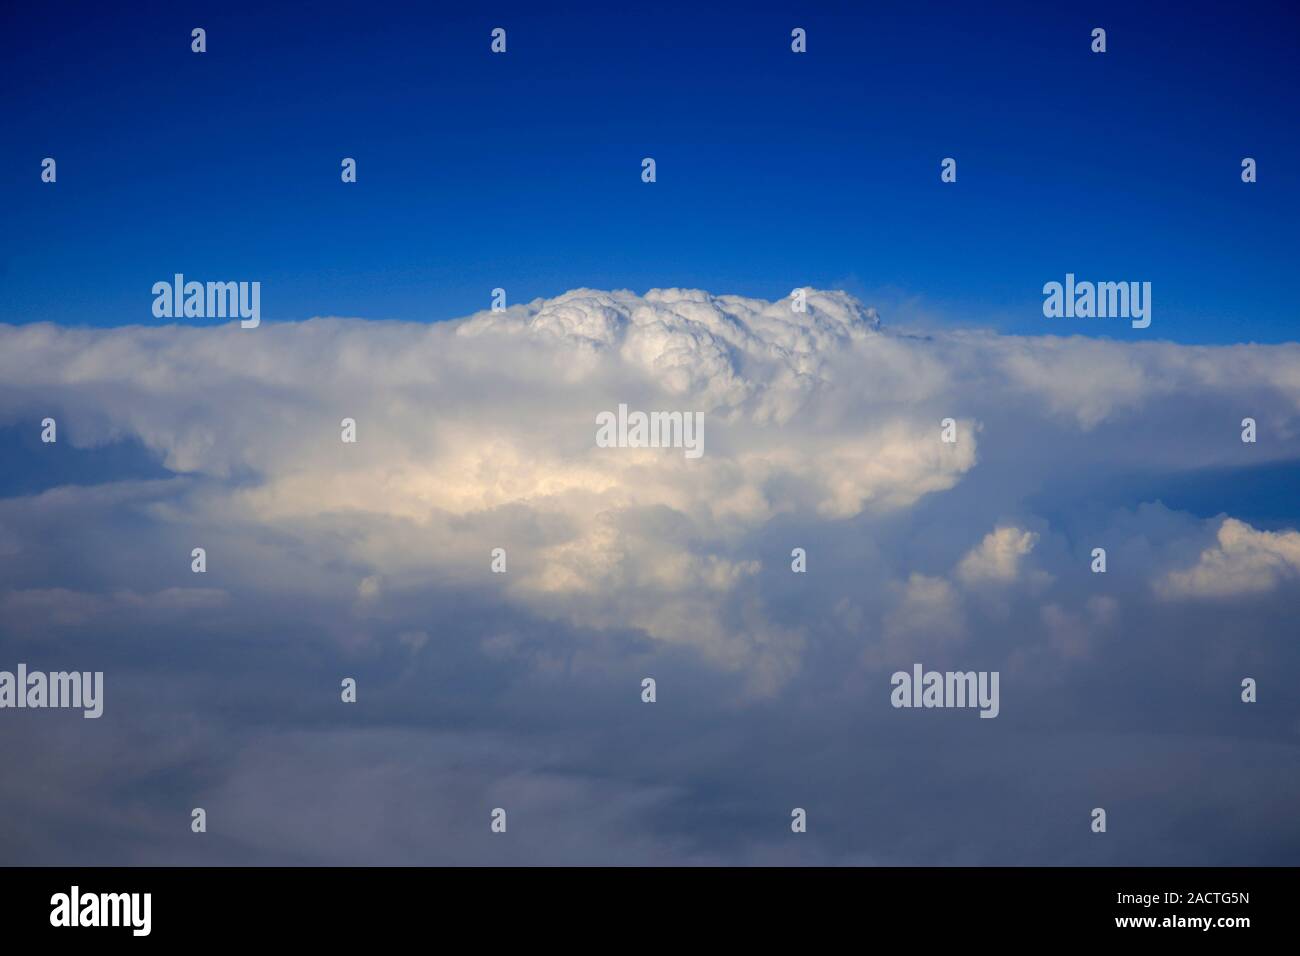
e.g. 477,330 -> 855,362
1157,518 -> 1300,599
956,526 -> 1040,586
2,288 -> 1300,864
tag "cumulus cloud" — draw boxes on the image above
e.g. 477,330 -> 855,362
956,526 -> 1039,586
2,288 -> 1300,685
1157,518 -> 1300,599
0,289 -> 979,685
4,288 -> 1300,864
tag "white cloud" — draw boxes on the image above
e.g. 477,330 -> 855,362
3,288 -> 1300,686
1157,518 -> 1300,599
956,526 -> 1039,586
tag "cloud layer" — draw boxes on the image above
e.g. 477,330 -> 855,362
2,288 -> 1299,864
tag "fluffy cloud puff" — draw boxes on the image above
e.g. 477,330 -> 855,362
1157,518 -> 1300,599
956,526 -> 1040,586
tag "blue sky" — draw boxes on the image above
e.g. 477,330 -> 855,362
3,0 -> 1297,340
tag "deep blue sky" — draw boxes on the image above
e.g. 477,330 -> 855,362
2,0 -> 1297,341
